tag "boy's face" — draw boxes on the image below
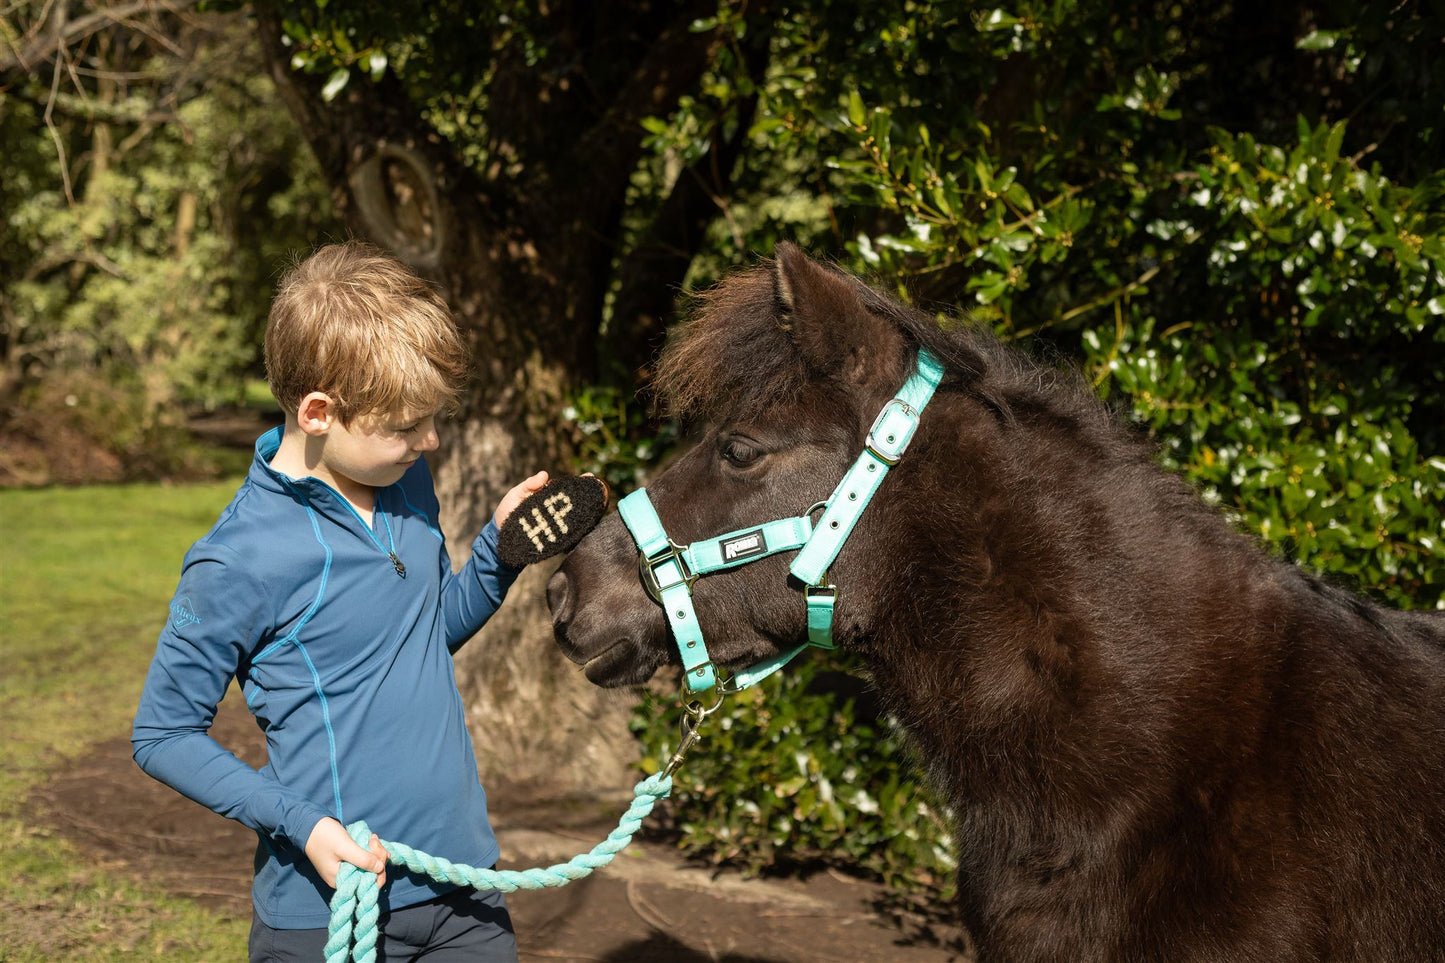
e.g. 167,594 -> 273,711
321,408 -> 440,493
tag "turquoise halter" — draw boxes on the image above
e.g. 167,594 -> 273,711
618,348 -> 946,692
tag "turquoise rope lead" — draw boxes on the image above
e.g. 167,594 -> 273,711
324,772 -> 673,963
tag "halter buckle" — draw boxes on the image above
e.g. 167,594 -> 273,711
865,398 -> 920,466
805,580 -> 836,601
637,541 -> 697,603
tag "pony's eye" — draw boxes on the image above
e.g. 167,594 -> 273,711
721,439 -> 762,468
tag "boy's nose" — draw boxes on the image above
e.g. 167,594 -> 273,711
411,416 -> 440,452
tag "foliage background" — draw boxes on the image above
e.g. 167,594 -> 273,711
3,0 -> 1441,908
1,8 -> 336,483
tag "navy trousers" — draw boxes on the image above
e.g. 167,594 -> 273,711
248,886 -> 517,962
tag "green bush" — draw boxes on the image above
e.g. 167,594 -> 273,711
562,383 -> 679,493
632,658 -> 956,895
1,373 -> 227,486
1080,122 -> 1445,609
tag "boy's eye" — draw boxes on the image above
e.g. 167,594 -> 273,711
388,412 -> 437,435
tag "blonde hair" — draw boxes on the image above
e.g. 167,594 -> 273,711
265,241 -> 470,425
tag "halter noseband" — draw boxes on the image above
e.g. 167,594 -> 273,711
619,348 -> 946,692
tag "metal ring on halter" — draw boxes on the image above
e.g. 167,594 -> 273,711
663,685 -> 729,776
637,539 -> 697,604
716,669 -> 749,695
681,681 -> 727,718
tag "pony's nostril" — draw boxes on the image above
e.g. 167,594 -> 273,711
546,569 -> 575,624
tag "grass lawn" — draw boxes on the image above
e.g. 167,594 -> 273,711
0,480 -> 251,961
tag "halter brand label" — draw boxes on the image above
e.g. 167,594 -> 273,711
721,529 -> 768,562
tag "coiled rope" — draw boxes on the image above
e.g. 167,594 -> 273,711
324,771 -> 673,963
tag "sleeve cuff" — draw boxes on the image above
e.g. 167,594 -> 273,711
283,805 -> 336,852
476,518 -> 524,574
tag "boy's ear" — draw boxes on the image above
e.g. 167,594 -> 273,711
773,241 -> 902,387
295,392 -> 337,436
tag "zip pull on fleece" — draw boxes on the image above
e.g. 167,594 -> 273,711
389,552 -> 407,578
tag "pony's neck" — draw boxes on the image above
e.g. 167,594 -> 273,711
853,389 -> 1281,811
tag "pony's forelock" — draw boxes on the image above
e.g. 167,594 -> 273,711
653,265 -> 815,424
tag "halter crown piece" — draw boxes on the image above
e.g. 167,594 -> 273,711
619,347 -> 946,692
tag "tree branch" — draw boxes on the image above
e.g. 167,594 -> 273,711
9,77 -> 174,124
0,0 -> 196,73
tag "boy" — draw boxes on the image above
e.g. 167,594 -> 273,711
133,241 -> 544,962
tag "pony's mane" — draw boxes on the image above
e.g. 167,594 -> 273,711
653,257 -> 1112,437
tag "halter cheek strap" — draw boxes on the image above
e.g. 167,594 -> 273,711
791,350 -> 946,584
620,348 -> 945,692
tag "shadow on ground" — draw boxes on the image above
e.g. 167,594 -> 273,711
598,933 -> 780,962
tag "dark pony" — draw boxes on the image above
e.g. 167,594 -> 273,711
548,243 -> 1445,961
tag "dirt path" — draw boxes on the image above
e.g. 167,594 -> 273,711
34,697 -> 971,962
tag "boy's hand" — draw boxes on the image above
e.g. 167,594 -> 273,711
305,817 -> 389,890
493,471 -> 550,527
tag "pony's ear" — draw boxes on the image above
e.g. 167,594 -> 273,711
773,241 -> 902,385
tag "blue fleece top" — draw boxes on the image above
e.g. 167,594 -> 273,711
132,427 -> 521,928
